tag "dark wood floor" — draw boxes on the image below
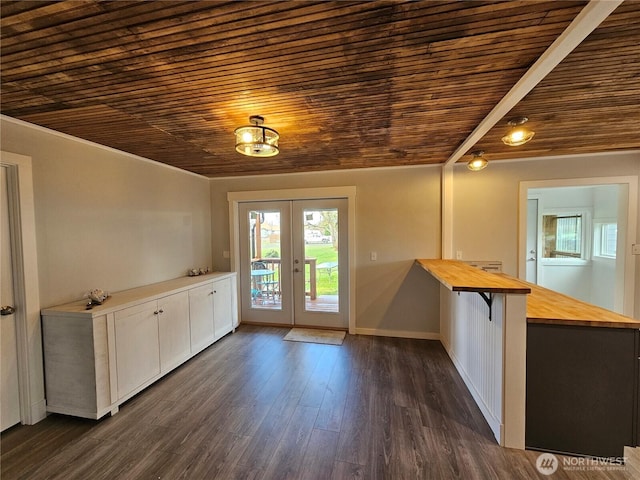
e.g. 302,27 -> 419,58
1,325 -> 638,479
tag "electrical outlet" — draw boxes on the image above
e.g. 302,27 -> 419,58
632,244 -> 640,255
370,251 -> 377,261
456,251 -> 463,260
223,250 -> 230,259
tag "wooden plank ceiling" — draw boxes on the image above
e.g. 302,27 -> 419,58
1,1 -> 638,177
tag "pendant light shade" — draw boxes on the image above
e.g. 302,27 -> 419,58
501,116 -> 535,146
467,150 -> 488,171
234,115 -> 279,157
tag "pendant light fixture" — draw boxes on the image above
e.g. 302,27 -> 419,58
501,116 -> 535,146
467,150 -> 488,171
234,115 -> 279,157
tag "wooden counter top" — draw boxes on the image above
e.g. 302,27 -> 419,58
416,259 -> 639,329
526,281 -> 640,329
415,259 -> 531,294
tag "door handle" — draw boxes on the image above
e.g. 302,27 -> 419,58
294,268 -> 300,273
1,305 -> 16,316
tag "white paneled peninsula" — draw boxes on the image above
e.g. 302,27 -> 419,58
41,272 -> 237,420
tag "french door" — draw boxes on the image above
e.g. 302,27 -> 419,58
239,198 -> 348,329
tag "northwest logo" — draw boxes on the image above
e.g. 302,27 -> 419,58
536,453 -> 559,475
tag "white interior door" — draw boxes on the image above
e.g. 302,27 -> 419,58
526,198 -> 538,283
1,165 -> 21,431
238,199 -> 348,329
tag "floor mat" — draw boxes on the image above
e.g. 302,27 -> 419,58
283,327 -> 346,345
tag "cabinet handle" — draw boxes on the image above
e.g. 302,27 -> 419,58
159,309 -> 164,314
154,311 -> 159,315
209,291 -> 214,295
213,290 -> 217,294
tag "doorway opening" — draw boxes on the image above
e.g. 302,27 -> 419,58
519,177 -> 637,316
228,187 -> 356,333
238,199 -> 348,329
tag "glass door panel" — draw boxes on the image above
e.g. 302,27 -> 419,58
293,199 -> 348,328
249,209 -> 282,310
239,202 -> 292,325
302,207 -> 339,313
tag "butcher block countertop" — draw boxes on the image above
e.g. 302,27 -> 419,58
416,259 -> 640,329
415,259 -> 531,294
526,281 -> 640,329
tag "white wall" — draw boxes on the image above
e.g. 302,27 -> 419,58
1,117 -> 213,307
210,166 -> 443,337
590,185 -> 619,311
452,151 -> 640,319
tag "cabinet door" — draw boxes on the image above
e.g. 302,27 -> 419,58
189,283 -> 215,354
213,276 -> 234,340
114,300 -> 160,399
158,291 -> 190,373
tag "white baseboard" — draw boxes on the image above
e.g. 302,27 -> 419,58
29,398 -> 47,425
354,328 -> 440,340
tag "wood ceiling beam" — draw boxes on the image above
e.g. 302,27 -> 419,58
444,0 -> 623,166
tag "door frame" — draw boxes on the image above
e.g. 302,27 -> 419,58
228,187 -> 356,333
1,151 -> 46,425
518,176 -> 638,317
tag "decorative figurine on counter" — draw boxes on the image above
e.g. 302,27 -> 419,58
85,288 -> 110,309
188,267 -> 211,276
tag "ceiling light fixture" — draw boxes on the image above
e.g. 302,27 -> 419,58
234,115 -> 279,157
467,150 -> 488,171
501,116 -> 535,146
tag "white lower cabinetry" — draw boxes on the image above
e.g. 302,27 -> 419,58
114,300 -> 161,399
189,283 -> 215,355
213,276 -> 235,340
158,291 -> 191,373
41,272 -> 237,419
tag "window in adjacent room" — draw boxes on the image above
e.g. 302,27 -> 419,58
594,222 -> 617,258
542,214 -> 583,258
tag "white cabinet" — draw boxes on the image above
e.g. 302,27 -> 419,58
114,300 -> 160,398
41,314 -> 112,419
41,272 -> 237,419
158,291 -> 190,373
113,291 -> 190,399
213,275 -> 236,340
113,291 -> 191,398
189,276 -> 238,352
189,283 -> 215,354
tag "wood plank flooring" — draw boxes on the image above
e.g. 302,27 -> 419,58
2,325 -> 639,479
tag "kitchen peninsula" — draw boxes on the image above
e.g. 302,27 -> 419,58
526,282 -> 640,458
417,259 -> 640,458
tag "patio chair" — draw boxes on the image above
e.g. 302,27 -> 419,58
252,261 -> 277,303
